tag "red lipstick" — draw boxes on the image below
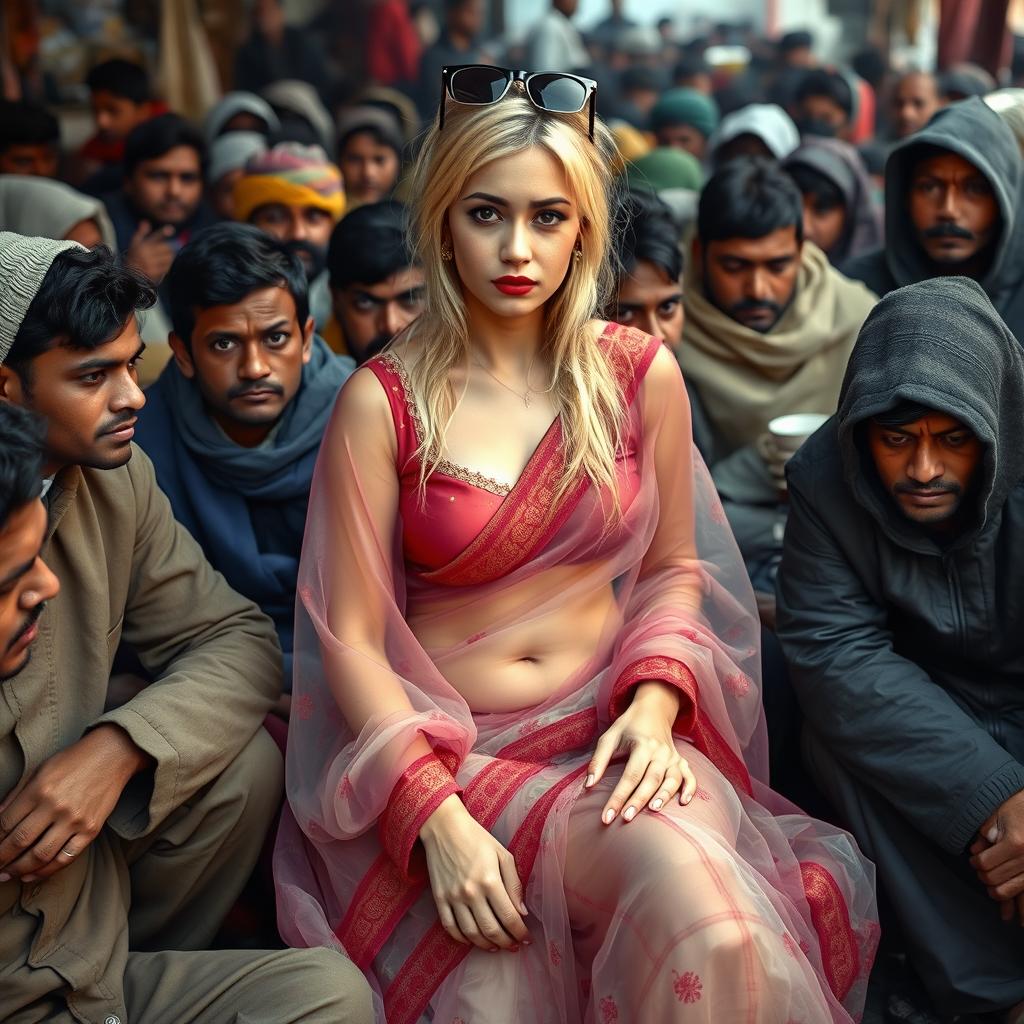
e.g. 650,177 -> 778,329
492,275 -> 538,296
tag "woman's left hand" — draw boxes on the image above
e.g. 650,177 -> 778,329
586,681 -> 697,825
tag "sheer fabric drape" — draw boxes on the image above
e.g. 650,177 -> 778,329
275,326 -> 877,1022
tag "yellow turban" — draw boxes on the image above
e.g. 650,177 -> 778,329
233,144 -> 345,223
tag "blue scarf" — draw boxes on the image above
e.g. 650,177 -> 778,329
135,336 -> 353,686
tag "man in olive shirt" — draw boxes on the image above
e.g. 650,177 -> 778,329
0,232 -> 371,1023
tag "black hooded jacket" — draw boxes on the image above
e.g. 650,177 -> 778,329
776,277 -> 1024,855
843,99 -> 1024,340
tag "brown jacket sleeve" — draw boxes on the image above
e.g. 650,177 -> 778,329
95,448 -> 282,837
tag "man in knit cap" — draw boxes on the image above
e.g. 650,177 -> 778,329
0,231 -> 373,1023
336,106 -> 404,208
234,142 -> 345,329
649,87 -> 720,161
203,90 -> 280,143
709,103 -> 801,170
207,131 -> 267,221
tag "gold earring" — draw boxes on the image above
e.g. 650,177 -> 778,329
440,239 -> 454,261
573,246 -> 582,261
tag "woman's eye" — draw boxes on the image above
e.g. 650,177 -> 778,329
471,206 -> 499,223
535,210 -> 565,226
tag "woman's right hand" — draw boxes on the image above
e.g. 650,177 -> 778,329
419,794 -> 531,951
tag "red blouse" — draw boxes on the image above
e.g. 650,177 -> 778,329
367,353 -> 508,572
366,337 -> 644,577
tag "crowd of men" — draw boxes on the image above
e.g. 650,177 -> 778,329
4,1 -> 1024,1021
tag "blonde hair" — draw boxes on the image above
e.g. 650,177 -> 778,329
405,93 -> 624,513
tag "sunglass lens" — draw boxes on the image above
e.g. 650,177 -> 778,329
450,66 -> 509,104
527,74 -> 588,113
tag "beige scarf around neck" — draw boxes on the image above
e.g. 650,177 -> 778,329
679,241 -> 877,456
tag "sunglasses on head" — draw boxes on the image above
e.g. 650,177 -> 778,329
439,65 -> 598,142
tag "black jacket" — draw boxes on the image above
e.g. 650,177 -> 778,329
843,99 -> 1024,340
776,276 -> 1024,855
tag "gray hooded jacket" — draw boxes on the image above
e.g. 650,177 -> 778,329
843,99 -> 1024,340
776,276 -> 1024,855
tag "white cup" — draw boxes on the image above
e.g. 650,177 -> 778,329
761,413 -> 830,491
768,413 -> 830,453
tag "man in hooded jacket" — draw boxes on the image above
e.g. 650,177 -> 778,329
844,98 -> 1024,340
777,277 -> 1024,1018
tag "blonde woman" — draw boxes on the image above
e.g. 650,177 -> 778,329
276,66 -> 877,1023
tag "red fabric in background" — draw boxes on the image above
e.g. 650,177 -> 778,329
938,0 -> 1010,76
366,0 -> 422,85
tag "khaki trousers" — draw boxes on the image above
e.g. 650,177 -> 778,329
122,946 -> 373,1024
122,728 -> 373,1022
8,729 -> 373,1023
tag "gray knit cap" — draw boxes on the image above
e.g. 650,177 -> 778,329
0,232 -> 83,365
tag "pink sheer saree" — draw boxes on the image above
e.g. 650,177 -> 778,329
275,323 -> 878,1023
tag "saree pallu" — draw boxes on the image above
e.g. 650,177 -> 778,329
275,324 -> 878,1022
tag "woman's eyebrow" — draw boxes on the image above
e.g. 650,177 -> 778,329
462,191 -> 507,205
461,191 -> 571,208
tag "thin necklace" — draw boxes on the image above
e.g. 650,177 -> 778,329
471,357 -> 535,407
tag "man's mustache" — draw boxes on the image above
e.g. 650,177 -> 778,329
284,240 -> 327,281
6,602 -> 45,655
95,412 -> 136,439
227,380 -> 285,399
924,223 -> 975,241
893,480 -> 963,497
731,298 -> 783,317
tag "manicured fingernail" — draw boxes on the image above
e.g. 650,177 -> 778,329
651,798 -> 663,811
988,826 -> 999,843
623,806 -> 637,822
585,773 -> 594,788
522,939 -> 531,945
520,902 -> 529,915
22,875 -> 35,883
0,873 -> 9,882
684,794 -> 692,804
602,808 -> 615,824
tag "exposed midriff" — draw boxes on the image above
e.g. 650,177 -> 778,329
406,564 -> 620,713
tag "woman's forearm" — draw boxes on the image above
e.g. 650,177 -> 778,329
631,680 -> 682,728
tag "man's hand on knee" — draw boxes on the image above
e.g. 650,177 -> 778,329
969,790 -> 1024,922
0,724 -> 152,884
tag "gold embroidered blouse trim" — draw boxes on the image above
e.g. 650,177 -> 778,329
380,353 -> 513,497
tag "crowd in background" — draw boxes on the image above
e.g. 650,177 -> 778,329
6,1 -> 1024,1022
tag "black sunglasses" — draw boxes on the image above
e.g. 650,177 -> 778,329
439,65 -> 597,142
